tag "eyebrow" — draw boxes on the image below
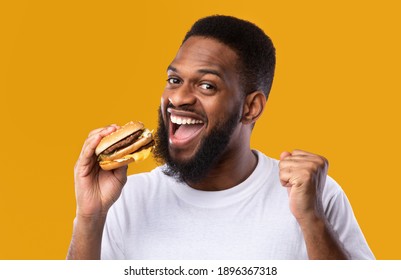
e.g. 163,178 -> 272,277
167,65 -> 224,80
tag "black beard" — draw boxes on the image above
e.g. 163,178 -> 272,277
153,106 -> 240,185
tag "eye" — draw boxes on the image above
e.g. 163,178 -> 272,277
166,77 -> 181,84
199,83 -> 215,90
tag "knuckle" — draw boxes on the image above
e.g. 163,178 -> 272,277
88,127 -> 103,138
301,170 -> 312,181
305,161 -> 316,171
279,160 -> 291,171
317,154 -> 328,166
322,156 -> 329,168
88,129 -> 97,138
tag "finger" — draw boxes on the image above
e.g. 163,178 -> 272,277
279,159 -> 307,188
98,125 -> 119,138
280,150 -> 314,163
112,165 -> 128,186
83,125 -> 118,155
291,149 -> 319,159
79,126 -> 118,168
279,163 -> 293,187
278,153 -> 294,179
280,178 -> 292,188
291,149 -> 309,155
87,127 -> 106,138
289,150 -> 328,168
280,152 -> 317,165
280,168 -> 305,188
280,151 -> 292,160
77,134 -> 102,172
87,124 -> 119,138
279,155 -> 305,169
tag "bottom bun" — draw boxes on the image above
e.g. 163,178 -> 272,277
98,146 -> 153,171
99,157 -> 135,170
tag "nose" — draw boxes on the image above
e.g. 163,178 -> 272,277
167,84 -> 196,108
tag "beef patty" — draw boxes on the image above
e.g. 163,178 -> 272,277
102,130 -> 143,155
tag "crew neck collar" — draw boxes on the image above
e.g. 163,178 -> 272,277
166,150 -> 273,208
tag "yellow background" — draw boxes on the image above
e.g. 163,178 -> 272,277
1,0 -> 400,259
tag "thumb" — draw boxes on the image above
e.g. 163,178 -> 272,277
280,151 -> 292,160
112,165 -> 128,186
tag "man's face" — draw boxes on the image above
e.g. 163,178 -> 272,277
154,36 -> 244,183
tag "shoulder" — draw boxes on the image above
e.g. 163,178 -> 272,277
321,175 -> 355,219
323,175 -> 345,200
253,150 -> 279,172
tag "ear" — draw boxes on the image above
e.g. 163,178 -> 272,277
241,91 -> 266,125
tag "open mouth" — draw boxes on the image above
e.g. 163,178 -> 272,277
167,108 -> 206,144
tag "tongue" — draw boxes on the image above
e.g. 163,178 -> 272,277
174,124 -> 204,140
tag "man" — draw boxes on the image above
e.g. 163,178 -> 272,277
67,15 -> 374,259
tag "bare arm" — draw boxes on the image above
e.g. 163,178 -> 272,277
67,214 -> 107,259
297,215 -> 348,259
67,125 -> 127,260
279,150 -> 349,259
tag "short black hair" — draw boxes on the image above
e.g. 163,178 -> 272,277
183,15 -> 276,99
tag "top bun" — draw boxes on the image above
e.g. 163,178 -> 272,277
95,121 -> 144,156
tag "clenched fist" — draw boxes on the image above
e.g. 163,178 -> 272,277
279,150 -> 329,222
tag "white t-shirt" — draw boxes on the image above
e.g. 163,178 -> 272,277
101,150 -> 374,259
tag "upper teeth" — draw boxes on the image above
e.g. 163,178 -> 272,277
171,115 -> 204,125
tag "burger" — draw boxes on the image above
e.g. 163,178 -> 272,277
95,121 -> 154,170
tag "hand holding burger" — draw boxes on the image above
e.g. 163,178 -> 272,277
70,122 -> 153,259
74,121 -> 154,217
71,121 -> 154,244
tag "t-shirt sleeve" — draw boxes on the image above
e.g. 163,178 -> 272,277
101,204 -> 125,260
323,176 -> 375,259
